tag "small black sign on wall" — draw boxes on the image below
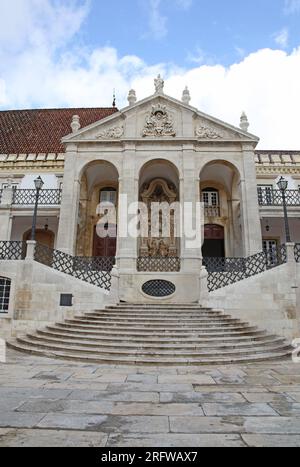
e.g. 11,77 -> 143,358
60,294 -> 73,307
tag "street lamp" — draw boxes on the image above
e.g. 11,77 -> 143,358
31,176 -> 44,241
277,176 -> 291,243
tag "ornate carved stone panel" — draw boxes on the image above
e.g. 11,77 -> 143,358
97,126 -> 124,139
142,104 -> 176,137
139,178 -> 179,258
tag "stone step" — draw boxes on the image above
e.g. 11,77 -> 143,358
91,312 -> 226,319
44,326 -> 272,343
52,323 -> 265,337
42,327 -> 279,344
15,336 -> 292,357
60,320 -> 256,332
70,317 -> 243,327
31,332 -> 287,352
77,315 -> 238,324
106,304 -> 210,308
7,341 -> 292,366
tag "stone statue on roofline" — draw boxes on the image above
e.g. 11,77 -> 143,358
154,74 -> 164,94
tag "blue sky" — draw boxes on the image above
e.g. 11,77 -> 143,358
83,0 -> 299,65
0,0 -> 300,148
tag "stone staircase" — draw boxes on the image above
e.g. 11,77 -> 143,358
8,304 -> 293,365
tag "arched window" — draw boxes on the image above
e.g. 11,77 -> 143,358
0,277 -> 11,313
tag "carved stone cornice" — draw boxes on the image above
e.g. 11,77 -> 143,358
255,165 -> 300,176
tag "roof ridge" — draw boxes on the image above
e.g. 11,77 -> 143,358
0,107 -> 117,113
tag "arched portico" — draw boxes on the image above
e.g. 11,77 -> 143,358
200,160 -> 243,257
137,159 -> 181,264
76,160 -> 119,257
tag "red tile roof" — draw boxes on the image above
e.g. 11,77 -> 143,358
0,107 -> 118,154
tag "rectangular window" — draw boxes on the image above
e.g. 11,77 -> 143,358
263,239 -> 279,266
0,277 -> 11,313
100,190 -> 117,205
202,191 -> 219,207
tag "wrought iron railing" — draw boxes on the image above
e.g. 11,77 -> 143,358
12,189 -> 62,206
205,245 -> 287,292
137,256 -> 181,272
34,243 -> 112,290
295,244 -> 300,263
258,188 -> 300,206
0,241 -> 26,260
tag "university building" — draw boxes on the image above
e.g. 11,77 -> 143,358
0,77 -> 299,364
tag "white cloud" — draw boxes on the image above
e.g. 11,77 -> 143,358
284,0 -> 300,14
1,0 -> 300,150
145,0 -> 193,40
274,28 -> 289,48
175,0 -> 193,9
147,0 -> 168,40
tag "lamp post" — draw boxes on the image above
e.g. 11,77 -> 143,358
31,176 -> 44,241
277,176 -> 291,243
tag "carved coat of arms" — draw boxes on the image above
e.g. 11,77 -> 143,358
142,104 -> 176,137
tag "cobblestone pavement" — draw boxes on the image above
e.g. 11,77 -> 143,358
0,350 -> 300,446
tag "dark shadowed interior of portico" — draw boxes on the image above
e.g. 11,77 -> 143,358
200,160 -> 243,258
76,161 -> 119,258
138,159 -> 181,263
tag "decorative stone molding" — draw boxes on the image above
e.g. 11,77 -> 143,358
142,104 -> 176,137
240,112 -> 249,132
128,89 -> 137,106
97,126 -> 124,139
71,115 -> 81,133
195,125 -> 225,140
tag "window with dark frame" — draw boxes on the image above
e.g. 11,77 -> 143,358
0,277 -> 11,313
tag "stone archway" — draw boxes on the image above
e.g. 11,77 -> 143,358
138,160 -> 180,259
76,161 -> 119,258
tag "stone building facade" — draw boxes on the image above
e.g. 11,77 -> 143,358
0,78 -> 299,310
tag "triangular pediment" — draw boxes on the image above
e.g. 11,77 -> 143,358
62,93 -> 259,144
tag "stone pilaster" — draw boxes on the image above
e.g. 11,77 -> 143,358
241,144 -> 262,256
0,186 -> 13,241
56,145 -> 81,255
116,144 -> 138,273
181,145 -> 202,273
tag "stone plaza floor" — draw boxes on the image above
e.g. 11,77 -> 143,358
0,350 -> 300,447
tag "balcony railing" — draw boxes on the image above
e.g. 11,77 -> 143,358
137,256 -> 181,272
12,189 -> 62,206
258,188 -> 300,207
204,206 -> 221,217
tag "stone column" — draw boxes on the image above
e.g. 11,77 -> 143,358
116,144 -> 138,273
56,145 -> 81,255
240,144 -> 262,256
181,145 -> 202,273
0,186 -> 14,241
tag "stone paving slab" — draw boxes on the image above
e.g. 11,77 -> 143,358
0,428 -> 108,447
107,433 -> 246,447
242,434 -> 300,447
0,350 -> 300,447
